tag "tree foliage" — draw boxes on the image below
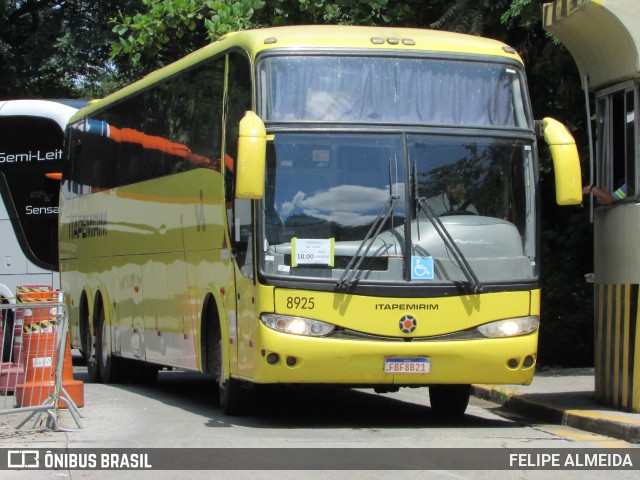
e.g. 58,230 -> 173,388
0,0 -> 144,98
108,0 -> 440,78
110,0 -> 264,72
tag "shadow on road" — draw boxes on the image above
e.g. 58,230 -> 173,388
73,362 -> 519,431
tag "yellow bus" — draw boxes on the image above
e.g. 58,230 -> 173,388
59,25 -> 581,416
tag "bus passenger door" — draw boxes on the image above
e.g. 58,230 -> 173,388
229,198 -> 257,378
223,49 -> 255,378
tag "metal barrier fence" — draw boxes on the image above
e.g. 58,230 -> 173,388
0,292 -> 83,431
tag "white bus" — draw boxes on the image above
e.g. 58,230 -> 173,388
0,99 -> 82,303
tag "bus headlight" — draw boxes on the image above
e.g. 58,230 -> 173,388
477,316 -> 539,338
260,314 -> 335,337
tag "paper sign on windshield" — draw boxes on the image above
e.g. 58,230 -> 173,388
291,238 -> 335,267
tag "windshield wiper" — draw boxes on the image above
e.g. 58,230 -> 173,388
415,196 -> 483,294
336,195 -> 400,292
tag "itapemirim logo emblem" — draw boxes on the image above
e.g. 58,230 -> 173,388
399,314 -> 417,334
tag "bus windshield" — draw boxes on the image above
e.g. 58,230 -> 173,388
260,133 -> 536,286
259,55 -> 530,127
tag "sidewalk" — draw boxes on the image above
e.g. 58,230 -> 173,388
472,367 -> 640,444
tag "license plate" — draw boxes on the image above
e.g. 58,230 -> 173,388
384,357 -> 430,374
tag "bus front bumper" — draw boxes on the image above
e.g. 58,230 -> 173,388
246,322 -> 537,386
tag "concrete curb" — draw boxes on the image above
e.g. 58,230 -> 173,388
472,385 -> 640,444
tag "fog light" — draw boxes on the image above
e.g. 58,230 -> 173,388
507,358 -> 519,369
523,355 -> 535,368
286,356 -> 297,367
266,353 -> 279,365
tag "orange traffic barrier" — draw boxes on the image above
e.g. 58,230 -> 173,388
12,287 -> 84,409
16,285 -> 58,302
15,332 -> 84,409
15,330 -> 56,406
60,332 -> 84,408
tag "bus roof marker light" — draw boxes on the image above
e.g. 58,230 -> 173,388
371,37 -> 384,44
387,38 -> 400,45
402,39 -> 416,46
502,46 -> 517,54
264,37 -> 277,44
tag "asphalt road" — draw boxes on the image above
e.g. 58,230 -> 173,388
0,357 -> 637,480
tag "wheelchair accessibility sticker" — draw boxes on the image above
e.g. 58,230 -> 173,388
411,256 -> 434,280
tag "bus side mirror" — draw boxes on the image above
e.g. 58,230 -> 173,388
538,117 -> 582,206
236,111 -> 266,200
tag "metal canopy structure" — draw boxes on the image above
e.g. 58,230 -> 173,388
543,0 -> 640,90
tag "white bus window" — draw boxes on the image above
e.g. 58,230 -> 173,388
0,116 -> 64,269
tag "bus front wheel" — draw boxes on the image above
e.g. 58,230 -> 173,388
214,338 -> 247,415
429,384 -> 471,417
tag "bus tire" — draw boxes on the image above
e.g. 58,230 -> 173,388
95,302 -> 129,384
214,337 -> 247,416
429,384 -> 471,417
80,296 -> 100,383
1,304 -> 14,363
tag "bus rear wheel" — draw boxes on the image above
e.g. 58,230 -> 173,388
95,304 -> 129,383
429,384 -> 471,417
80,299 -> 100,383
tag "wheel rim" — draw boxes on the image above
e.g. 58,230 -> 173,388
84,328 -> 94,363
217,339 -> 226,395
100,309 -> 108,367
